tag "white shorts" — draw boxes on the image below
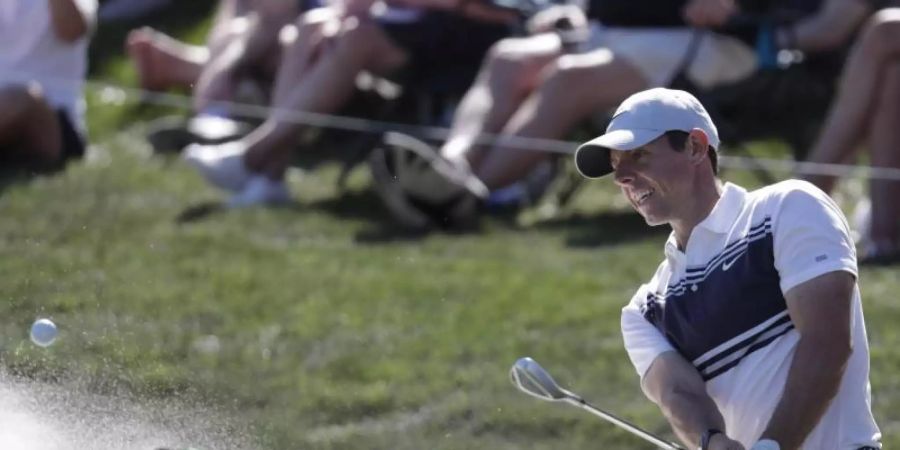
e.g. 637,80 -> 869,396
581,25 -> 758,89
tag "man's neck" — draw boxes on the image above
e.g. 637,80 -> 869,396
671,179 -> 723,251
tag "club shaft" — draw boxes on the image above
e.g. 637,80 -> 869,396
565,398 -> 684,450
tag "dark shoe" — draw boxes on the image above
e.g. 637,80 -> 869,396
859,247 -> 900,266
368,132 -> 486,230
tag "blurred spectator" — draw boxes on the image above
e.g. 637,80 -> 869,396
803,5 -> 900,264
370,0 -> 757,228
369,0 -> 876,229
182,0 -> 515,207
0,0 -> 97,171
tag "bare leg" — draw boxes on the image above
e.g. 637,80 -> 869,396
868,63 -> 900,250
440,33 -> 564,166
269,9 -> 335,104
126,28 -> 210,91
242,17 -> 408,179
0,85 -> 63,168
804,9 -> 900,193
473,49 -> 648,190
126,0 -> 249,91
193,5 -> 298,112
208,0 -> 247,52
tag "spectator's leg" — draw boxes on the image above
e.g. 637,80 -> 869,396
208,0 -> 249,51
473,49 -> 647,190
440,33 -> 564,167
805,9 -> 900,193
270,9 -> 335,104
867,62 -> 900,252
127,28 -> 210,91
126,0 -> 251,92
241,17 -> 408,179
193,4 -> 297,112
0,85 -> 63,168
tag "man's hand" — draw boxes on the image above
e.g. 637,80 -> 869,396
682,0 -> 738,28
709,433 -> 746,450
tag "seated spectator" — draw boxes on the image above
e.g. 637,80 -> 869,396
0,0 -> 97,171
127,0 -> 299,113
182,0 -> 515,207
803,6 -> 900,264
368,0 -> 876,230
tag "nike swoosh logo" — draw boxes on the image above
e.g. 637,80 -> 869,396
721,252 -> 746,271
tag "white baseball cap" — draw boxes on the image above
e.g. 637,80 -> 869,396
574,88 -> 719,178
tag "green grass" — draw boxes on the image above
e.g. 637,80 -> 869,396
2,7 -> 899,449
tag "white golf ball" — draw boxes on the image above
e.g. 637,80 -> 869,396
30,318 -> 58,347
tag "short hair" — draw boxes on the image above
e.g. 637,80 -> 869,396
664,130 -> 718,175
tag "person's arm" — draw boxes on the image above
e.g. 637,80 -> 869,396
775,0 -> 872,52
758,182 -> 862,449
755,271 -> 854,450
621,286 -> 744,450
643,352 -> 745,450
47,0 -> 95,43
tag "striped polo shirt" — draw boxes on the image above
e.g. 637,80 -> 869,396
621,180 -> 881,449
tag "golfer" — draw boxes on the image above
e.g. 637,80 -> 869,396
574,88 -> 881,450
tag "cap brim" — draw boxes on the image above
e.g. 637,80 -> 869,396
574,129 -> 665,178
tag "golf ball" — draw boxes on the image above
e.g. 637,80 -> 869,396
30,318 -> 58,347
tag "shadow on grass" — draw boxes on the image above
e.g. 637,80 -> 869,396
175,200 -> 226,223
0,170 -> 32,195
0,165 -> 69,197
534,209 -> 667,248
303,188 -> 434,243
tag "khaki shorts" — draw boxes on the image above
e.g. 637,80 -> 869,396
581,25 -> 758,90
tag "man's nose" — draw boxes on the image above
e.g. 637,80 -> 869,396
613,163 -> 634,186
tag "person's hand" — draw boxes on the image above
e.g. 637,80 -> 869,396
526,4 -> 586,35
683,0 -> 738,28
709,433 -> 746,450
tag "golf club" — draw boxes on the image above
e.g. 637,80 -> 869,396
509,357 -> 685,450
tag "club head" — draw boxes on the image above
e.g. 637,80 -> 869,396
509,357 -> 574,402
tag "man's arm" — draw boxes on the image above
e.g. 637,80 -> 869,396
643,352 -> 745,450
756,271 -> 855,450
48,0 -> 94,43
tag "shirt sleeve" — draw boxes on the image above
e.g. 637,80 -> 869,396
772,181 -> 858,295
621,284 -> 676,380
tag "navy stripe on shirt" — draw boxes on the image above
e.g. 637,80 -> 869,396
643,217 -> 791,381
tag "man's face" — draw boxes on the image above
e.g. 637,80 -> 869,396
610,136 -> 695,226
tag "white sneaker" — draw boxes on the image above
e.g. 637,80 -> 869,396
183,141 -> 252,192
227,175 -> 292,208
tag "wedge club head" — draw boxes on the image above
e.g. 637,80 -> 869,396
510,357 -> 579,402
509,357 -> 685,450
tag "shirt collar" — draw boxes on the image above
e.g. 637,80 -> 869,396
696,182 -> 746,234
663,182 -> 747,257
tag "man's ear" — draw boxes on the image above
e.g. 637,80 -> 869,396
687,128 -> 710,166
